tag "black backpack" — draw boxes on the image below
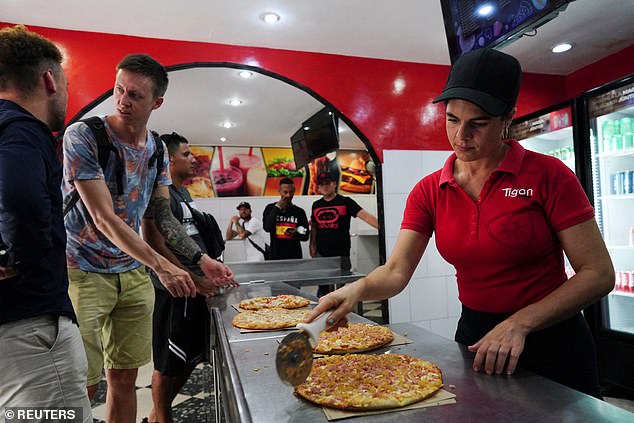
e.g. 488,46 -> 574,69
62,116 -> 164,217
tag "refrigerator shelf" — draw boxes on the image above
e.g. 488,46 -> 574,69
597,195 -> 634,200
598,148 -> 634,158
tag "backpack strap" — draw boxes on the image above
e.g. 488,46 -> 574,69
63,117 -> 123,217
148,130 -> 164,188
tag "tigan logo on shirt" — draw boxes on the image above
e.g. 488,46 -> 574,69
502,187 -> 533,198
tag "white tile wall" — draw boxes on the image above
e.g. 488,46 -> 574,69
383,149 -> 462,339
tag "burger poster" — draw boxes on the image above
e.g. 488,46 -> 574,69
336,150 -> 375,195
261,148 -> 306,196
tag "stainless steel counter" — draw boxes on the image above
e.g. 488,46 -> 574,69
225,256 -> 364,287
209,283 -> 634,422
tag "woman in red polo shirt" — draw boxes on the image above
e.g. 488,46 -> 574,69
308,48 -> 614,398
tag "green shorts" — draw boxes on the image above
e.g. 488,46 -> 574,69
68,267 -> 155,387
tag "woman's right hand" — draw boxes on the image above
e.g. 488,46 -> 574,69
306,279 -> 365,327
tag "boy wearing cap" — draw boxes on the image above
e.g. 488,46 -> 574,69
310,172 -> 378,296
307,48 -> 614,399
226,201 -> 267,262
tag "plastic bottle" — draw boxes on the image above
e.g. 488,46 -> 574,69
621,117 -> 633,149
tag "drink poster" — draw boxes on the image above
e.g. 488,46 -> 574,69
210,146 -> 266,197
261,148 -> 306,196
183,146 -> 214,198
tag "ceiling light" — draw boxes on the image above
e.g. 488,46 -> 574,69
222,121 -> 233,128
476,4 -> 494,17
229,98 -> 242,106
552,43 -> 572,53
219,137 -> 227,142
261,12 -> 280,24
238,70 -> 253,79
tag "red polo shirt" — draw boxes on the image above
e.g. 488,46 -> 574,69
401,140 -> 594,313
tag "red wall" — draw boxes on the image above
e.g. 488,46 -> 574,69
6,23 -> 629,160
565,44 -> 634,98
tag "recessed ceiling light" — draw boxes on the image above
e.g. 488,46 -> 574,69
476,4 -> 494,17
222,121 -> 233,128
261,12 -> 280,24
552,43 -> 572,53
219,137 -> 227,142
229,98 -> 242,106
238,70 -> 253,79
303,126 -> 310,131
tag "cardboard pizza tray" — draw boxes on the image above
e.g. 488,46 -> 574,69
322,388 -> 457,421
311,329 -> 413,357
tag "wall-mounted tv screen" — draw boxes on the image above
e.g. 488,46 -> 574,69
290,127 -> 311,170
302,108 -> 339,159
440,0 -> 575,63
289,108 -> 340,169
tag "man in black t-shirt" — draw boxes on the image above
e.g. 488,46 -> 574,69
263,177 -> 310,259
310,172 -> 378,296
142,132 -> 234,423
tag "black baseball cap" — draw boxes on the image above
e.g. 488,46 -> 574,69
237,201 -> 251,210
433,48 -> 522,116
317,172 -> 336,184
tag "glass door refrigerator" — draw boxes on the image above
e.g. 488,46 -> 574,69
583,74 -> 634,395
511,101 -> 586,279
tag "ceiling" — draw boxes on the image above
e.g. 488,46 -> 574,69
3,0 -> 633,147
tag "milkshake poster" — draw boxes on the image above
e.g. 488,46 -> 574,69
210,146 -> 266,197
261,148 -> 305,196
183,146 -> 214,198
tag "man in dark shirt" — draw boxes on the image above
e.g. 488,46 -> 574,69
142,132 -> 234,422
263,177 -> 309,259
0,25 -> 92,420
310,172 -> 378,296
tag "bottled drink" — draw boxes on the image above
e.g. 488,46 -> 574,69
612,134 -> 623,151
624,170 -> 633,194
621,117 -> 633,149
615,171 -> 625,195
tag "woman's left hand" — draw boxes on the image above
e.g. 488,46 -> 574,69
468,319 -> 529,375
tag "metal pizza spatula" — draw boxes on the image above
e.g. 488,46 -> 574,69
275,312 -> 329,386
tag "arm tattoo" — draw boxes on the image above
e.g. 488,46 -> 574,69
149,196 -> 201,261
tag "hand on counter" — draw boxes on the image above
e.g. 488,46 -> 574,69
468,318 -> 529,376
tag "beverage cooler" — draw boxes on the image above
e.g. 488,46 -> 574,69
511,101 -> 579,173
583,74 -> 634,395
511,101 -> 585,279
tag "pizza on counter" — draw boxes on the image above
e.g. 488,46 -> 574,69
239,294 -> 311,310
313,323 -> 394,354
295,353 -> 443,410
232,308 -> 311,330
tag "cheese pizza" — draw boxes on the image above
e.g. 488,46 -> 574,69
295,354 -> 443,410
232,308 -> 311,330
313,323 -> 394,354
239,294 -> 311,310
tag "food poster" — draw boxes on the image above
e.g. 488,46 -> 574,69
336,150 -> 375,195
262,148 -> 306,196
183,146 -> 214,198
306,152 -> 339,195
210,146 -> 266,197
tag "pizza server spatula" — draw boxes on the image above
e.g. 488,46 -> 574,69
275,312 -> 329,386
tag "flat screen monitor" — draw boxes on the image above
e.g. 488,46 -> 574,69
302,108 -> 339,160
290,127 -> 311,170
440,0 -> 575,63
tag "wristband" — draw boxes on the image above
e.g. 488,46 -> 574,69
192,250 -> 204,265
